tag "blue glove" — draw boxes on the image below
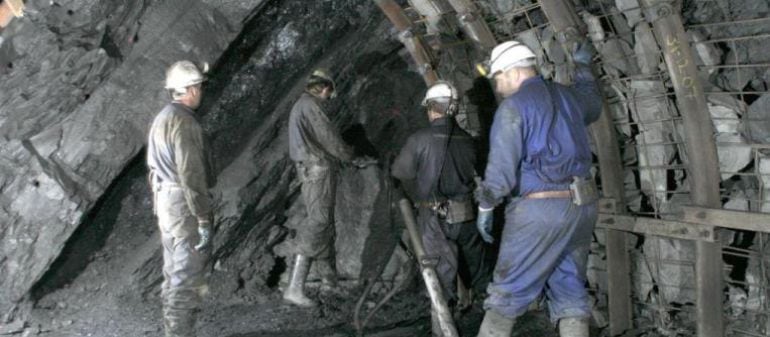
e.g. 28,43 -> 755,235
572,40 -> 596,65
476,208 -> 494,243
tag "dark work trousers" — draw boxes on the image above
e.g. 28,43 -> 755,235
155,185 -> 208,337
295,162 -> 337,261
417,207 -> 486,302
484,198 -> 597,323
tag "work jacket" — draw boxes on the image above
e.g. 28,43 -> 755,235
391,117 -> 477,203
477,65 -> 602,210
147,102 -> 213,219
288,92 -> 354,165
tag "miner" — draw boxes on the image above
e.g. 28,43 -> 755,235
474,40 -> 601,337
147,60 -> 214,337
286,69 -> 370,307
391,81 -> 485,336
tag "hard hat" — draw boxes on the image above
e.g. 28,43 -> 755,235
308,69 -> 335,89
486,40 -> 537,78
422,81 -> 458,106
165,61 -> 208,91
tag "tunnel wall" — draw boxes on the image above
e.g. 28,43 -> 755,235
0,0 -> 258,315
393,0 -> 770,336
2,1 -> 429,333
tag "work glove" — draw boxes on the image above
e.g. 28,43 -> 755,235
571,39 -> 596,65
194,219 -> 213,252
476,208 -> 494,244
352,156 -> 378,168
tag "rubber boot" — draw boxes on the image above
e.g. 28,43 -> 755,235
316,258 -> 338,290
163,307 -> 196,337
283,255 -> 317,307
558,317 -> 589,337
476,310 -> 515,337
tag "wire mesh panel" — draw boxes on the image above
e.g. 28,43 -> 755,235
464,0 -> 770,336
391,0 -> 769,335
685,1 -> 770,336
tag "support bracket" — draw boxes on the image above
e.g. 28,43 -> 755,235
643,2 -> 673,24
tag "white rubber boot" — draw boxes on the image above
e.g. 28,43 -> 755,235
282,255 -> 317,307
559,317 -> 589,337
476,310 -> 515,337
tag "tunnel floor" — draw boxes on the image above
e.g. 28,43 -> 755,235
28,277 -> 561,337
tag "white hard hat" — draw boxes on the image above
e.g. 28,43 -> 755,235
165,61 -> 208,91
422,81 -> 458,106
487,40 -> 537,78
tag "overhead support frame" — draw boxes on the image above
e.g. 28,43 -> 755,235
374,0 -> 439,85
638,0 -> 724,336
538,1 -> 634,335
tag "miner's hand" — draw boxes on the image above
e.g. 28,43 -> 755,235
476,208 -> 494,244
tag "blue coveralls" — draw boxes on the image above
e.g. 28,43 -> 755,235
476,64 -> 602,322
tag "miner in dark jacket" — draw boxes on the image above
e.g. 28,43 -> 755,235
148,60 -> 214,337
286,69 -> 365,307
392,81 -> 485,336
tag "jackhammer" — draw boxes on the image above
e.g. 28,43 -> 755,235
398,198 -> 459,337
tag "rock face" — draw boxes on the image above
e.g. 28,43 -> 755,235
0,0 -> 254,314
13,0 -> 427,329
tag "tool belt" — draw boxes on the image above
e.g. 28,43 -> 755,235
524,176 -> 598,206
417,199 -> 476,224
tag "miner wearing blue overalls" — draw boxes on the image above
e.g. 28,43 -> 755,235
474,40 -> 601,337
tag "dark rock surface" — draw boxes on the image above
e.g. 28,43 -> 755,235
6,0 -> 440,335
0,0 -> 254,317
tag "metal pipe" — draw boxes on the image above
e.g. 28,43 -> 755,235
444,0 -> 497,50
638,1 -> 724,337
374,0 -> 439,85
398,198 -> 459,337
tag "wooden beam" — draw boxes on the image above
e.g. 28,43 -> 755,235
682,206 -> 770,234
597,214 -> 717,242
593,113 -> 635,336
